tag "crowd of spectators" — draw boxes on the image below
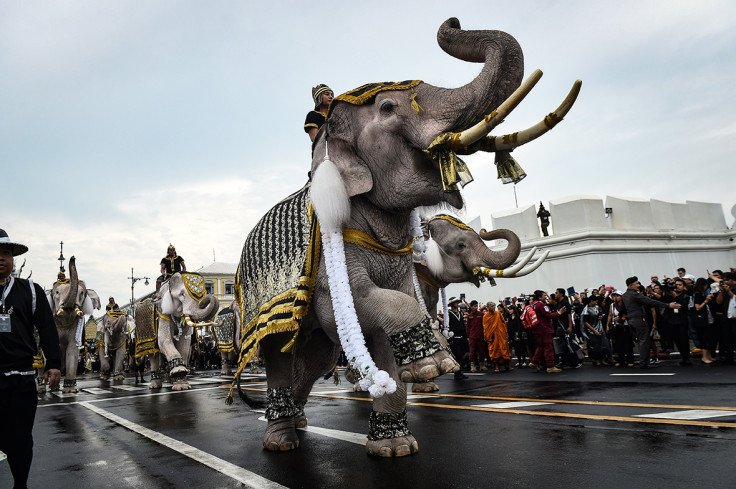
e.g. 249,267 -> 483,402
439,266 -> 736,373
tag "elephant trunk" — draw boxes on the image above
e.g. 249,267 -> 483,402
195,295 -> 220,322
477,229 -> 521,270
62,256 -> 79,310
433,17 -> 524,133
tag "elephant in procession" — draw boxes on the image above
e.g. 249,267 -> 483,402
134,272 -> 221,390
233,17 -> 579,457
46,256 -> 101,393
97,311 -> 134,381
214,305 -> 251,376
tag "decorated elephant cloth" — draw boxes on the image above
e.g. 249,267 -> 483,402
134,298 -> 159,358
234,183 -> 320,371
180,273 -> 206,302
213,311 -> 235,353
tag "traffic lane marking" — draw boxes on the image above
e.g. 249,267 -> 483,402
256,416 -> 367,445
248,388 -> 736,429
79,402 -> 287,489
38,385 -> 224,407
635,410 -> 736,420
472,401 -> 553,409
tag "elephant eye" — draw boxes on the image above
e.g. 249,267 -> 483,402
379,99 -> 397,115
457,242 -> 466,250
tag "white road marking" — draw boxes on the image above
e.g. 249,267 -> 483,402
83,388 -> 110,395
472,401 -> 553,409
406,394 -> 437,400
38,386 -> 224,408
298,426 -> 367,445
111,385 -> 148,391
50,391 -> 79,398
609,373 -> 676,376
256,416 -> 366,445
635,410 -> 736,420
79,402 -> 287,489
311,389 -> 353,395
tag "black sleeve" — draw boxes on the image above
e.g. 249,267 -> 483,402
33,283 -> 62,371
304,111 -> 324,133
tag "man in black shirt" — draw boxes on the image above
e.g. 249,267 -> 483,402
663,278 -> 692,365
157,244 -> 186,292
622,276 -> 678,369
0,229 -> 62,488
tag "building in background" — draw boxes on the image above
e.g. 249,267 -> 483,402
447,196 -> 736,302
193,262 -> 237,311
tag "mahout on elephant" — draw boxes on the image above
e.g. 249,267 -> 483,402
231,17 -> 580,457
133,271 -> 221,390
46,257 -> 101,393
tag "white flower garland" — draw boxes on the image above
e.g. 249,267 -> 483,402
313,143 -> 396,398
440,287 -> 452,338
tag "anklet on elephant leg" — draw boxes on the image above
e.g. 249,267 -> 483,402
166,358 -> 187,381
265,387 -> 300,420
63,378 -> 77,389
388,318 -> 442,365
368,410 -> 411,441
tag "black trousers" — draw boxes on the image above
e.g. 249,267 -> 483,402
630,319 -> 651,365
670,321 -> 691,361
613,324 -> 635,364
0,375 -> 38,488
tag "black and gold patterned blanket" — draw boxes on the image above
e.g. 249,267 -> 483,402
214,310 -> 235,353
134,298 -> 159,358
235,183 -> 320,369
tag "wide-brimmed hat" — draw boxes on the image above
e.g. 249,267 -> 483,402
447,296 -> 461,305
0,229 -> 28,256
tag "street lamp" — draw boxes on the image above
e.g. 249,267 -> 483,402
58,241 -> 65,274
128,267 -> 150,311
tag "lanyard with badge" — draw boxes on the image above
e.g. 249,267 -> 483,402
0,276 -> 14,332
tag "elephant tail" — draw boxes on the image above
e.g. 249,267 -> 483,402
225,374 -> 265,409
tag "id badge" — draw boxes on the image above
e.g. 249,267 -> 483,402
0,314 -> 10,333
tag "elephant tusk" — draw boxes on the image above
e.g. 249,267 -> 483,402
55,307 -> 64,317
446,69 -> 543,150
185,318 -> 196,328
75,307 -> 84,317
486,79 -> 582,152
505,249 -> 550,277
481,246 -> 537,278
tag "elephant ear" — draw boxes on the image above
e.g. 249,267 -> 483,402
312,132 -> 373,198
86,289 -> 102,310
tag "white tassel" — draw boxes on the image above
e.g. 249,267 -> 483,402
311,145 -> 350,232
425,239 -> 445,277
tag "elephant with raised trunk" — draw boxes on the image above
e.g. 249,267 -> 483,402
97,311 -> 133,381
46,257 -> 100,393
140,272 -> 220,390
234,18 -> 579,457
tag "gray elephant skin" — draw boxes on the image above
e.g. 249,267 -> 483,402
136,272 -> 219,391
97,311 -> 132,381
232,18 -> 551,458
46,256 -> 101,393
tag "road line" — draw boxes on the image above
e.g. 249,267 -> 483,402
83,388 -> 110,395
472,401 -> 553,409
111,385 -> 148,391
256,416 -> 366,445
610,373 -> 676,376
79,402 -> 287,489
635,410 -> 736,420
38,386 -> 223,408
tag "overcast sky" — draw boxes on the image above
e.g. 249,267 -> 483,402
3,0 -> 735,306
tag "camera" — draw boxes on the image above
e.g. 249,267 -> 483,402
710,282 -> 720,294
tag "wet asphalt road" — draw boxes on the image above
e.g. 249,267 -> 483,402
2,360 -> 735,489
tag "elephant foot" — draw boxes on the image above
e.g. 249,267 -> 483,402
294,414 -> 308,429
365,435 -> 419,457
113,374 -> 125,381
148,379 -> 163,389
37,385 -> 47,395
99,374 -> 110,381
263,417 -> 300,452
220,368 -> 232,376
411,381 -> 439,393
352,382 -> 364,392
62,379 -> 78,393
398,349 -> 459,383
172,380 -> 191,391
170,365 -> 187,377
367,410 -> 415,457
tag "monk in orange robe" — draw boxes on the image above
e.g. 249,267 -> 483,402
483,302 -> 513,372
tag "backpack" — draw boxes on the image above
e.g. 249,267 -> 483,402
521,304 -> 539,330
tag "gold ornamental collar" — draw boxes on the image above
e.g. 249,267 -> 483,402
342,228 -> 412,256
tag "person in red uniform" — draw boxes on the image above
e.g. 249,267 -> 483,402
528,289 -> 566,373
464,300 -> 488,372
